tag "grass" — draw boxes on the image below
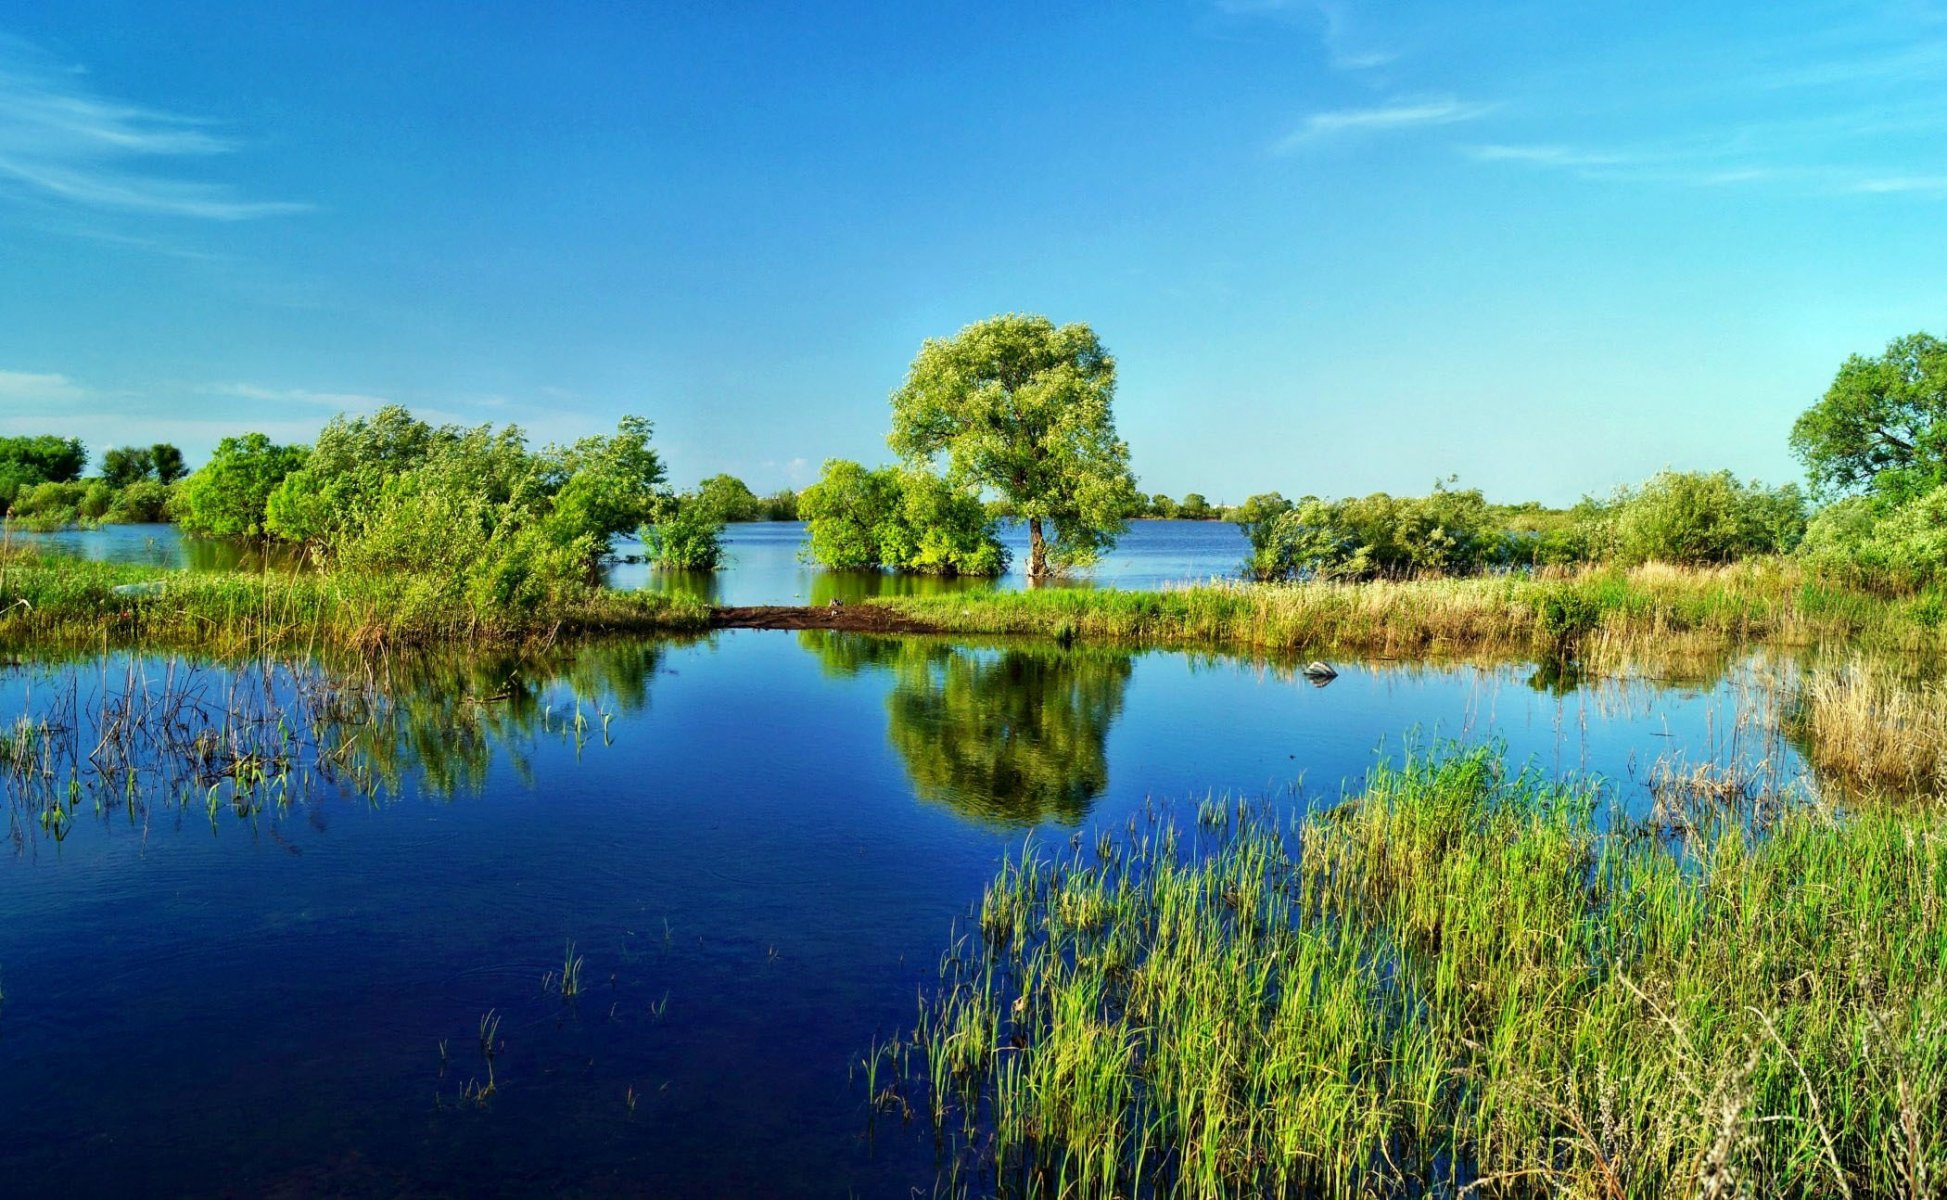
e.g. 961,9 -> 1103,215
1791,659 -> 1947,797
0,551 -> 709,653
869,561 -> 1947,669
892,743 -> 1947,1198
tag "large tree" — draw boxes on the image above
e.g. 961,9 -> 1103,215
889,314 -> 1139,578
1790,332 -> 1947,502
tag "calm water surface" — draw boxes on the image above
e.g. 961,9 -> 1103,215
0,632 -> 1801,1196
21,520 -> 1251,605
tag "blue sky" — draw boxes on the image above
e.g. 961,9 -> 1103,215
0,1 -> 1943,504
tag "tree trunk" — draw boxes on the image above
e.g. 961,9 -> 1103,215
1027,518 -> 1047,580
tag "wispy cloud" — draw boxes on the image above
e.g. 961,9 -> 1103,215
1276,96 -> 1495,151
1213,0 -> 1397,70
0,369 -> 85,403
1466,144 -> 1640,169
211,383 -> 395,411
1844,174 -> 1947,195
0,35 -> 305,220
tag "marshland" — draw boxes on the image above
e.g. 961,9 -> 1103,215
9,5 -> 1947,1194
8,381 -> 1947,1195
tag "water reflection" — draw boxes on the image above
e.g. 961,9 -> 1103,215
0,641 -> 674,845
801,632 -> 1132,826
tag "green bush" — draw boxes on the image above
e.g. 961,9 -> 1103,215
176,433 -> 309,537
1239,483 -> 1504,581
641,494 -> 726,569
1587,469 -> 1805,565
1800,487 -> 1947,592
104,480 -> 174,524
799,459 -> 1007,576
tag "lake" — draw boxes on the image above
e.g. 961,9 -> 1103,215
16,519 -> 1254,604
0,631 -> 1807,1196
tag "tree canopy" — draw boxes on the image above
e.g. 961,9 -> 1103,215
0,435 -> 86,487
176,434 -> 309,538
797,459 -> 1006,576
889,314 -> 1138,577
1790,331 -> 1947,502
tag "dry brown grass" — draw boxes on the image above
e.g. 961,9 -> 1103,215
1793,661 -> 1947,796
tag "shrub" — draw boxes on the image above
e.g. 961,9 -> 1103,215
1588,469 -> 1805,565
799,459 -> 1007,576
104,480 -> 174,524
1800,487 -> 1947,591
176,434 -> 309,537
641,494 -> 726,569
1240,483 -> 1503,581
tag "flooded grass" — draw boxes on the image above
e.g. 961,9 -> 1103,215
872,561 -> 1947,668
894,744 -> 1947,1198
1791,659 -> 1947,797
0,552 -> 708,653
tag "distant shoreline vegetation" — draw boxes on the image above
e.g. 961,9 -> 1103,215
5,322 -> 1946,645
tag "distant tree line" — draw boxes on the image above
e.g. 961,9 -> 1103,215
0,436 -> 190,529
11,325 -> 1947,597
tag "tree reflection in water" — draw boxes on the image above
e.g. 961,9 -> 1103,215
801,631 -> 1132,827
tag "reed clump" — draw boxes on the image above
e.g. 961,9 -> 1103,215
897,744 -> 1947,1197
872,561 -> 1947,667
1792,660 -> 1947,796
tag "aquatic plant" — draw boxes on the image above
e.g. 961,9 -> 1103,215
873,560 -> 1947,667
892,743 -> 1947,1197
0,550 -> 708,654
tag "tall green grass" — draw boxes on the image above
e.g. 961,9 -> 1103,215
0,554 -> 707,653
896,745 -> 1947,1197
872,561 -> 1947,667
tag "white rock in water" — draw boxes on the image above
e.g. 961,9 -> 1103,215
1302,661 -> 1338,680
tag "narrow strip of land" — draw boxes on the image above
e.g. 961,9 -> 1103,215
707,604 -> 940,633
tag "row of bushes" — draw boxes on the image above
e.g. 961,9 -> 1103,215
166,407 -> 681,619
4,478 -> 177,530
1236,471 -> 1814,582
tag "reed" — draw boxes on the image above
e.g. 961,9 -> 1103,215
0,552 -> 708,654
871,561 -> 1947,668
894,744 -> 1947,1197
1791,660 -> 1947,796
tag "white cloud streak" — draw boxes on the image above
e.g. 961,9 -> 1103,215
0,36 -> 305,220
1276,97 -> 1495,151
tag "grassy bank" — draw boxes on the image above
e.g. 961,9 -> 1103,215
0,555 -> 708,654
887,745 -> 1947,1197
870,561 -> 1947,666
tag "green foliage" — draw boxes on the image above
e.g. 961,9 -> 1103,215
1145,492 -> 1178,518
1588,469 -> 1806,565
798,459 -> 1007,576
1800,486 -> 1947,592
1242,482 -> 1503,581
0,435 -> 86,486
176,434 -> 308,538
694,473 -> 761,522
100,446 -> 156,488
1791,331 -> 1947,501
757,488 -> 799,521
150,443 -> 188,485
1176,493 -> 1213,520
542,415 -> 667,558
641,494 -> 726,569
889,313 -> 1138,576
105,480 -> 174,524
256,406 -> 667,619
1532,582 -> 1603,657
